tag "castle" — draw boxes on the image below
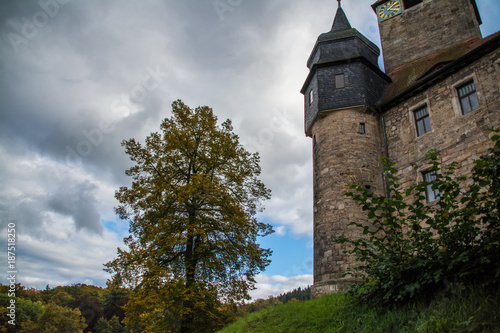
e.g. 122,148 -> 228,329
301,0 -> 500,298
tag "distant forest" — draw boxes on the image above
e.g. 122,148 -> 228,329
0,283 -> 310,332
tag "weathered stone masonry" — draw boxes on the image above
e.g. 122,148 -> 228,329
303,0 -> 500,298
384,48 -> 500,191
377,0 -> 482,73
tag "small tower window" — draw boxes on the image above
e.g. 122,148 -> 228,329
335,74 -> 345,89
457,80 -> 479,115
423,170 -> 440,202
359,123 -> 366,134
309,89 -> 314,105
403,0 -> 423,9
414,105 -> 431,136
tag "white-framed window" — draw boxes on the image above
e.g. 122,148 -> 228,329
456,80 -> 479,115
309,89 -> 314,105
413,105 -> 432,136
451,73 -> 481,117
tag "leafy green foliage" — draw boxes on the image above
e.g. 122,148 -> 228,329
49,291 -> 74,308
103,288 -> 129,323
0,295 -> 43,332
94,316 -> 125,333
0,284 -> 126,333
105,100 -> 273,332
20,303 -> 87,333
337,130 -> 500,304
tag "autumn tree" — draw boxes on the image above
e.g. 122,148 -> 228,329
105,100 -> 273,332
20,303 -> 87,333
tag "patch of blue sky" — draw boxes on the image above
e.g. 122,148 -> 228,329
258,224 -> 313,278
102,219 -> 129,237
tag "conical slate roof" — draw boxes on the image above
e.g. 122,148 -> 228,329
331,5 -> 351,31
306,5 -> 380,69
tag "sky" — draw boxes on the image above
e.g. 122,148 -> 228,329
1,0 -> 499,301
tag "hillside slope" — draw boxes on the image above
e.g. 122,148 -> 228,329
219,287 -> 500,332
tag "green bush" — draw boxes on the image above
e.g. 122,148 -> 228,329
338,130 -> 500,304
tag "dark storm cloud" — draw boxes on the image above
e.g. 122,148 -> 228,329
47,181 -> 103,233
0,162 -> 104,234
0,194 -> 45,231
0,0 -> 175,182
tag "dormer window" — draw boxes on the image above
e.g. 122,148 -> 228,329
335,74 -> 345,89
419,61 -> 452,80
309,89 -> 314,105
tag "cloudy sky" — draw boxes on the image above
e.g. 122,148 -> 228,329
1,0 -> 499,300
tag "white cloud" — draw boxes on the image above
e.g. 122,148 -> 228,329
0,149 -> 126,289
250,274 -> 313,300
10,229 -> 123,289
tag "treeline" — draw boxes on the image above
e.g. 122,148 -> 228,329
0,283 -> 310,332
0,283 -> 128,333
276,286 -> 311,304
238,286 -> 311,315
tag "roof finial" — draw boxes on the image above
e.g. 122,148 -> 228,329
338,0 -> 341,8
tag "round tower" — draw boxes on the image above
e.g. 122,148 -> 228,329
301,2 -> 390,297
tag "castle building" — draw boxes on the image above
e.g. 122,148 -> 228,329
301,0 -> 500,297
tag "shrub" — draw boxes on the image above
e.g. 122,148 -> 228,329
337,130 -> 500,304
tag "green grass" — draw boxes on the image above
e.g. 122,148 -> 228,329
219,286 -> 500,332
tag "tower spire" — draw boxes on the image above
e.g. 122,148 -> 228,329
331,1 -> 351,31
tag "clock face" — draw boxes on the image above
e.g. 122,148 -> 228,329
377,0 -> 402,22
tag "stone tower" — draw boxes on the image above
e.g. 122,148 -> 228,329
373,0 -> 482,73
300,3 -> 389,297
303,0 -> 500,298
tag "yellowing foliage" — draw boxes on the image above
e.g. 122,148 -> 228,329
105,100 -> 273,332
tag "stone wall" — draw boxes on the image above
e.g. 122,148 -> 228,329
310,106 -> 386,297
378,0 -> 481,73
383,48 -> 500,198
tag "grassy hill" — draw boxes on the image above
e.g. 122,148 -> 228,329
219,286 -> 500,332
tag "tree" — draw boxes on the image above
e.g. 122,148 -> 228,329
20,303 -> 87,333
103,288 -> 128,323
49,291 -> 74,308
105,100 -> 273,332
338,130 -> 500,304
0,296 -> 43,333
93,316 -> 125,333
71,295 -> 104,332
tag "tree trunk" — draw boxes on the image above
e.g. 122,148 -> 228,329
180,233 -> 197,333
